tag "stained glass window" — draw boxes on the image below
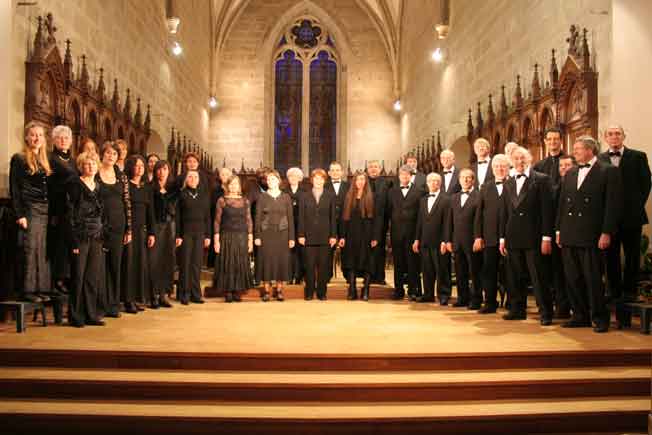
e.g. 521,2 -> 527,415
274,50 -> 303,176
309,51 -> 337,171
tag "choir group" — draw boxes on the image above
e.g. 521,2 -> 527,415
9,121 -> 650,333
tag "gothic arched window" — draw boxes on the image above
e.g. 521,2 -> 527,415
273,17 -> 338,175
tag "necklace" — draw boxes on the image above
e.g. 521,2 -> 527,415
188,190 -> 199,199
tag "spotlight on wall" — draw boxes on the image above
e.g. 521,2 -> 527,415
172,41 -> 183,56
208,96 -> 218,109
393,99 -> 402,112
431,47 -> 444,63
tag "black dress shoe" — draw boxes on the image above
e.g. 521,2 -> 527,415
318,295 -> 327,301
593,323 -> 609,333
417,296 -> 435,303
452,300 -> 467,308
105,312 -> 121,318
86,319 -> 105,326
150,299 -> 160,309
553,310 -> 572,320
561,318 -> 591,328
190,298 -> 205,304
225,292 -> 233,303
233,293 -> 242,302
70,321 -> 84,328
478,306 -> 497,314
502,311 -> 527,320
468,303 -> 482,310
180,299 -> 189,305
159,295 -> 173,308
136,303 -> 145,311
439,298 -> 449,306
125,303 -> 138,314
540,317 -> 553,326
304,295 -> 313,301
391,291 -> 405,300
23,294 -> 42,303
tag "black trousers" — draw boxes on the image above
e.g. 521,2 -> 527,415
304,245 -> 331,298
606,226 -> 642,301
482,246 -> 501,308
392,237 -> 420,295
178,233 -> 204,302
546,243 -> 571,313
104,233 -> 124,316
454,244 -> 482,305
371,236 -> 387,283
69,238 -> 103,325
562,246 -> 609,324
290,244 -> 304,283
420,246 -> 451,301
508,248 -> 553,317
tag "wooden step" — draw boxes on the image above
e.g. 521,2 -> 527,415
1,348 -> 649,371
0,367 -> 648,402
0,397 -> 647,434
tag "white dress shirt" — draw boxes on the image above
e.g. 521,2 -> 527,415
401,183 -> 411,198
460,187 -> 473,207
515,167 -> 531,196
332,180 -> 341,195
443,166 -> 455,191
477,158 -> 490,185
608,146 -> 624,167
577,156 -> 597,189
495,180 -> 504,196
427,191 -> 439,213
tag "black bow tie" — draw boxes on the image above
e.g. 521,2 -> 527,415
332,181 -> 341,184
461,191 -> 470,195
478,160 -> 489,165
428,193 -> 438,197
401,185 -> 410,190
516,173 -> 527,179
579,163 -> 591,169
495,181 -> 503,185
609,150 -> 622,157
443,170 -> 452,175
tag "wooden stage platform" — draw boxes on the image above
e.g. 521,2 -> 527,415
0,278 -> 650,434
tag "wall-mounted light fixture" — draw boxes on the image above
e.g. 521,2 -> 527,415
431,47 -> 444,63
393,99 -> 402,112
208,96 -> 218,109
171,41 -> 183,56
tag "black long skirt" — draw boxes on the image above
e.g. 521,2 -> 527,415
122,227 -> 150,303
149,221 -> 176,296
215,231 -> 252,292
256,229 -> 291,282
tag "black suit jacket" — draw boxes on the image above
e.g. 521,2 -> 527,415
326,179 -> 349,237
503,170 -> 553,250
472,158 -> 495,189
598,147 -> 651,228
474,182 -> 506,248
450,189 -> 482,249
387,183 -> 424,242
533,152 -> 566,188
557,160 -> 623,247
415,192 -> 451,248
440,167 -> 461,195
297,190 -> 337,245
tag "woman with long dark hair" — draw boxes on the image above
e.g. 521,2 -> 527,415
339,171 -> 376,301
149,160 -> 177,308
48,125 -> 77,295
10,121 -> 52,303
175,170 -> 211,305
67,152 -> 106,327
96,142 -> 132,317
214,175 -> 253,302
146,153 -> 160,184
122,154 -> 155,313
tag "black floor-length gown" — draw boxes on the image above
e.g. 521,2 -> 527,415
214,196 -> 253,293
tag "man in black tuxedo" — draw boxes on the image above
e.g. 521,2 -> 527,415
598,125 -> 651,302
439,149 -> 461,195
367,160 -> 389,285
405,152 -> 427,190
557,136 -> 623,333
448,168 -> 483,309
326,161 -> 349,280
388,165 -> 424,300
500,147 -> 554,325
413,173 -> 451,304
533,127 -> 572,318
474,154 -> 510,314
471,138 -> 494,189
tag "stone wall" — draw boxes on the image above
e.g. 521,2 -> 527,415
3,0 -> 212,194
399,0 -> 613,158
210,0 -> 400,174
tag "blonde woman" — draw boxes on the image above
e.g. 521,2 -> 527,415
10,121 -> 53,303
214,175 -> 253,302
67,152 -> 106,327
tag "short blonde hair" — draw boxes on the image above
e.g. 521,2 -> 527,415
287,167 -> 304,179
473,138 -> 491,152
76,151 -> 100,172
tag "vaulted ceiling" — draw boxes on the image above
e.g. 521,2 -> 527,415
208,0 -> 406,93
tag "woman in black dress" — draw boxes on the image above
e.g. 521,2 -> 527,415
67,152 -> 106,327
297,169 -> 337,301
48,125 -> 77,295
214,175 -> 253,302
96,142 -> 132,317
284,167 -> 305,284
175,170 -> 211,305
254,170 -> 295,302
122,155 -> 155,313
149,160 -> 176,308
339,171 -> 376,301
10,121 -> 52,303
